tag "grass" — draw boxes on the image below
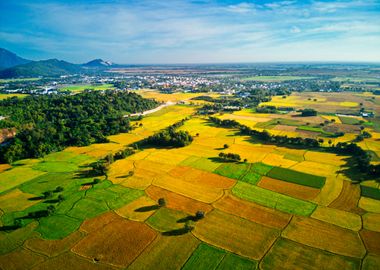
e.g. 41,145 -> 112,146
255,119 -> 302,129
267,167 -> 325,188
233,182 -> 317,216
361,185 -> 380,200
35,215 -> 82,239
182,243 -> 226,270
32,161 -> 79,173
146,207 -> 187,232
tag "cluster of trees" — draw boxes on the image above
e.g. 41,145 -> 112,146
0,91 -> 158,163
142,119 -> 193,147
299,108 -> 318,116
218,152 -> 242,162
208,116 -> 380,178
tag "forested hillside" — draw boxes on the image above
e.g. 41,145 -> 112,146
0,91 -> 158,162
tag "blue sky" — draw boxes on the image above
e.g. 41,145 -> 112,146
1,0 -> 379,63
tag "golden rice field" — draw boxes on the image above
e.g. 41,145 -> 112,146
0,94 -> 380,270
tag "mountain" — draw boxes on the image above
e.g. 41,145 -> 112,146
82,58 -> 113,68
0,59 -> 82,78
0,48 -> 31,69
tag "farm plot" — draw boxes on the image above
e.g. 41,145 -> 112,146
182,243 -> 226,270
282,216 -> 366,258
258,176 -> 320,201
193,209 -> 280,260
267,167 -> 325,188
25,230 -> 84,257
329,181 -> 364,214
213,193 -> 291,229
363,213 -> 380,232
146,207 -> 188,232
145,185 -> 213,215
233,182 -> 317,216
0,167 -> 46,194
0,189 -> 39,212
115,196 -> 157,221
363,254 -> 380,270
359,230 -> 380,255
36,215 -> 82,239
72,219 -> 157,268
0,248 -> 45,270
261,238 -> 360,270
359,197 -> 380,213
311,206 -> 362,231
128,234 -> 199,270
217,253 -> 257,270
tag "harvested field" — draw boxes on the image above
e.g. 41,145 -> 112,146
267,167 -> 325,188
128,234 -> 199,270
145,186 -> 213,215
363,213 -> 380,232
282,216 -> 366,258
329,181 -> 365,214
290,161 -> 337,177
314,175 -> 344,206
152,175 -> 223,203
72,219 -> 157,268
311,206 -> 362,231
0,248 -> 45,270
181,243 -> 226,270
25,231 -> 84,257
233,182 -> 317,216
213,193 -> 291,229
262,153 -> 297,168
258,176 -> 320,201
0,164 -> 11,173
261,238 -> 360,270
31,252 -> 117,270
193,209 -> 280,260
359,230 -> 380,255
79,211 -> 123,233
115,196 -> 157,221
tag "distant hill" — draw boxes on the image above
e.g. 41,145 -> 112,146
0,48 -> 31,70
82,58 -> 114,68
0,59 -> 83,78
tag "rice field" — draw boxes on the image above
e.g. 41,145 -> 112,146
0,98 -> 379,269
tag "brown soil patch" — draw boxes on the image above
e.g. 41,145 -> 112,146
272,125 -> 297,132
79,211 -> 123,233
31,252 -> 117,270
80,184 -> 92,191
146,185 -> 213,215
25,231 -> 84,257
282,216 -> 366,258
329,181 -> 365,215
258,176 -> 320,201
0,248 -> 45,270
213,193 -> 291,229
0,164 -> 11,173
193,209 -> 280,260
360,230 -> 380,255
72,219 -> 157,268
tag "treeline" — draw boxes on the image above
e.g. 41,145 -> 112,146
208,116 -> 380,178
0,91 -> 158,163
142,118 -> 193,147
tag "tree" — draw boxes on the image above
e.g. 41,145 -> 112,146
43,191 -> 53,199
47,205 -> 55,215
158,198 -> 166,207
195,211 -> 205,221
57,194 -> 64,202
55,186 -> 64,192
223,144 -> 229,149
93,178 -> 101,185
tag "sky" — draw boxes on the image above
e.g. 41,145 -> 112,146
1,0 -> 380,64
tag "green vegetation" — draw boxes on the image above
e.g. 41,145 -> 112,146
361,185 -> 380,200
267,167 -> 325,188
36,215 -> 81,239
147,208 -> 187,232
182,243 -> 226,270
217,253 -> 258,270
233,182 -> 317,216
0,91 -> 158,163
214,163 -> 249,179
339,116 -> 361,125
59,84 -> 115,92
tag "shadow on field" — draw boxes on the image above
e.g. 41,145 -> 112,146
134,205 -> 159,212
0,225 -> 19,231
162,228 -> 188,236
28,196 -> 44,201
177,215 -> 195,223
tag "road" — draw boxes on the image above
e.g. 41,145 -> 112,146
126,101 -> 176,117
